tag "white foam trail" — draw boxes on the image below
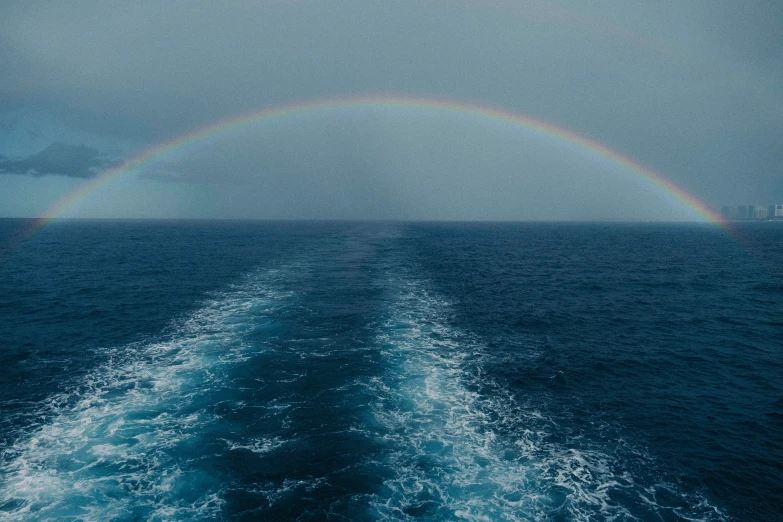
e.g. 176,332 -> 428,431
368,276 -> 542,520
368,272 -> 728,521
222,436 -> 287,455
0,267 -> 294,521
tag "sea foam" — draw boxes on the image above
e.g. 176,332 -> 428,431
0,267 -> 294,521
366,268 -> 728,521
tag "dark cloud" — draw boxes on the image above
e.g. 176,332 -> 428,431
0,142 -> 106,178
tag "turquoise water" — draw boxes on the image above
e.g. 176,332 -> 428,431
0,220 -> 781,521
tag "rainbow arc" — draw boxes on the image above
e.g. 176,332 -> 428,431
3,95 -> 727,255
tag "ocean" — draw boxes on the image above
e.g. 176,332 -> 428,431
0,219 -> 781,521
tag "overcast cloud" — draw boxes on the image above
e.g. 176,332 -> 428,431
0,0 -> 781,219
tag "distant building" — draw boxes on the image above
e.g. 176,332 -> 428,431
721,204 -> 782,220
754,205 -> 769,219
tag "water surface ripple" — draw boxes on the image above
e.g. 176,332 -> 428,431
0,220 -> 780,521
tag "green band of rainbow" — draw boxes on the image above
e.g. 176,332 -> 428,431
4,95 -> 727,254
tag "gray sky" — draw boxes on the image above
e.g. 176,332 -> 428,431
1,0 -> 781,220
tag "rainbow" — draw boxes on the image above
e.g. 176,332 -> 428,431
3,95 -> 727,254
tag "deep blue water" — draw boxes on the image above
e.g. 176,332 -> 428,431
0,219 -> 781,521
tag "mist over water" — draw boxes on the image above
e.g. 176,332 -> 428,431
0,220 -> 781,520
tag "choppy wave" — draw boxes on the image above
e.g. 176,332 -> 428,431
366,270 -> 728,521
0,240 -> 736,521
0,266 -> 295,521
